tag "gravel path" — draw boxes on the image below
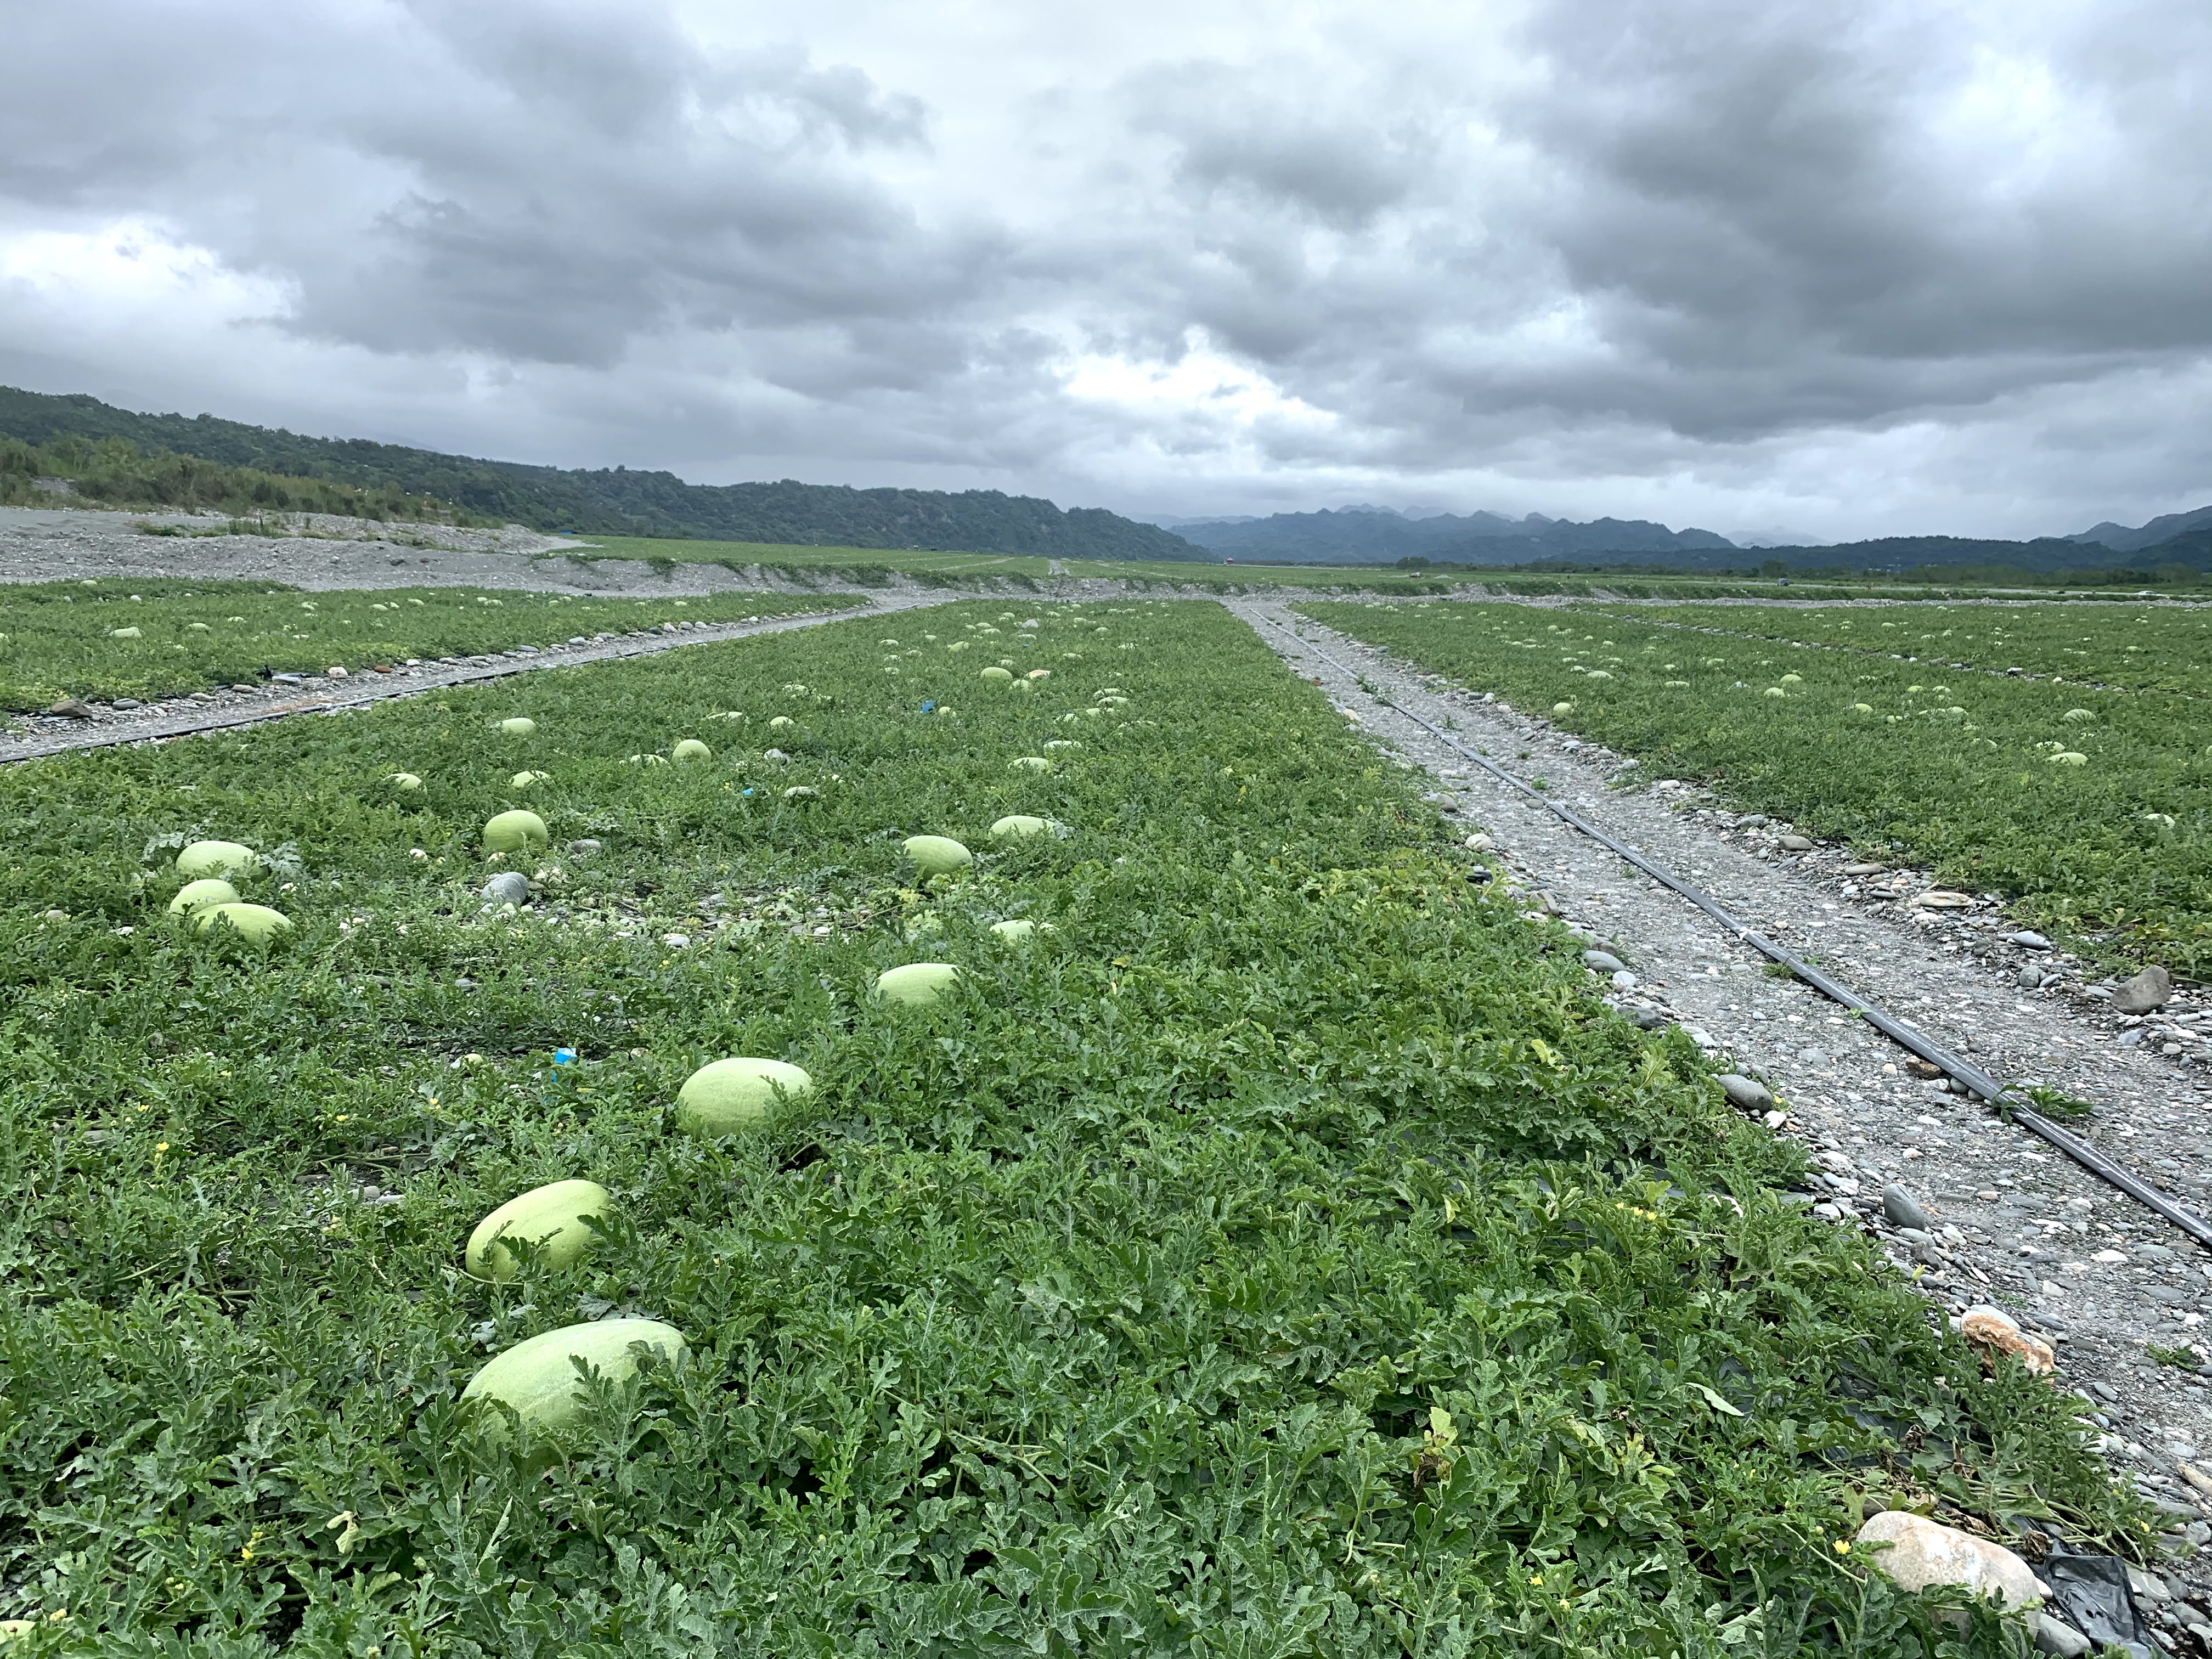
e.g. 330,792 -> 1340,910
0,507 -> 865,597
1232,597 -> 2212,1615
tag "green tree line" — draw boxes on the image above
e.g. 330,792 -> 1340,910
0,386 -> 1205,560
1,433 -> 486,523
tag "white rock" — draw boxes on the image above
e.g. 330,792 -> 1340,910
1855,1512 -> 2043,1612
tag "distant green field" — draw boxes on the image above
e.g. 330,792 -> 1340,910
550,535 -> 2055,599
1573,599 -> 2212,696
0,579 -> 854,712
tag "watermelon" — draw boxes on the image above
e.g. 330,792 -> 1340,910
462,1318 -> 686,1437
193,903 -> 292,944
902,835 -> 973,878
176,840 -> 256,880
675,1058 -> 815,1137
671,739 -> 712,762
875,963 -> 961,1006
466,1180 -> 613,1280
483,810 -> 550,855
166,878 -> 240,917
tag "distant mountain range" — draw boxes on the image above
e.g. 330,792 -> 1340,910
1159,505 -> 1736,565
0,386 -> 1203,561
2068,503 -> 2212,554
1150,500 -> 2212,577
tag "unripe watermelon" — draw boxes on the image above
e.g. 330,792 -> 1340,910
483,810 -> 550,854
176,840 -> 256,880
671,738 -> 712,763
980,667 -> 1013,684
676,1058 -> 814,1137
500,718 -> 537,736
768,715 -> 797,731
510,770 -> 549,789
1009,756 -> 1051,773
193,902 -> 292,944
466,1180 -> 613,1280
990,815 -> 1050,839
989,919 -> 1037,943
903,835 -> 972,878
875,963 -> 961,1006
462,1318 -> 686,1437
387,772 -> 425,793
167,878 -> 240,917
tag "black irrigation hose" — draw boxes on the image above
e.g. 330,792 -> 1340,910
1249,605 -> 2212,1252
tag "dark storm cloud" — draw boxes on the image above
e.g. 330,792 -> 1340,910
2,0 -> 2208,535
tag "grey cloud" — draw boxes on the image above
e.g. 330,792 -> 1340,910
1,0 -> 2209,539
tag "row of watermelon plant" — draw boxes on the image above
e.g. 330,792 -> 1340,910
1299,599 -> 2212,977
0,599 -> 2136,1653
1581,599 -> 2212,697
0,578 -> 856,712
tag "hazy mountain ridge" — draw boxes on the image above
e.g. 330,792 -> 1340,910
0,387 -> 1204,561
1161,505 -> 1736,564
2069,503 -> 2212,553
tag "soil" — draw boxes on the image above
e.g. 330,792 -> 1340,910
1233,597 -> 2212,1610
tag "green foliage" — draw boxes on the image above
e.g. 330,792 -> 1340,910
0,433 -> 482,524
1300,599 -> 2212,975
1588,600 -> 2212,697
0,582 -> 852,711
0,601 -> 2132,1651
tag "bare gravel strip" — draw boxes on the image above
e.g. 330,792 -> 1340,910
1,593 -> 956,765
1231,597 -> 2212,1600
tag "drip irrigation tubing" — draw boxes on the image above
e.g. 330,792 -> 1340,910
1246,603 -> 2212,1252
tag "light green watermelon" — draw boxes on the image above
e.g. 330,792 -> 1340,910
466,1180 -> 614,1280
483,810 -> 549,855
461,1318 -> 686,1438
675,1058 -> 815,1137
176,840 -> 256,880
874,963 -> 961,1006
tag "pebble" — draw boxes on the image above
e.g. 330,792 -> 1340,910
1583,949 -> 1628,973
47,698 -> 94,719
2017,965 -> 2046,990
2114,965 -> 2174,1014
1717,1074 -> 1774,1111
1611,969 -> 1639,990
1778,834 -> 1814,851
2006,930 -> 2052,950
1883,1183 -> 1935,1231
482,872 -> 532,906
1842,861 -> 1888,876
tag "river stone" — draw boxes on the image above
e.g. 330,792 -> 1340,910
483,872 -> 532,906
2006,930 -> 2052,950
1856,1512 -> 2044,1611
2017,964 -> 2046,991
1582,949 -> 1627,973
1778,834 -> 1814,851
2035,1613 -> 2091,1657
1717,1074 -> 1774,1111
2113,965 -> 2174,1014
1883,1184 -> 1934,1231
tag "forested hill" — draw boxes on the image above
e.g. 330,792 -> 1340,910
0,386 -> 1204,560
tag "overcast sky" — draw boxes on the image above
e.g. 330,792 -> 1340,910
3,0 -> 2207,542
